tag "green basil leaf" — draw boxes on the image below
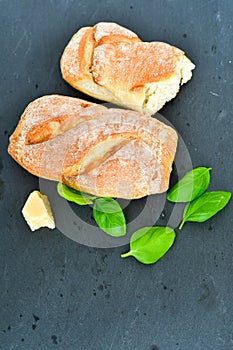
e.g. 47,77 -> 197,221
121,226 -> 175,264
57,183 -> 97,205
167,167 -> 212,202
93,198 -> 126,237
179,191 -> 231,229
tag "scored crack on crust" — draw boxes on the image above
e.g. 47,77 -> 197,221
8,95 -> 178,199
60,22 -> 195,114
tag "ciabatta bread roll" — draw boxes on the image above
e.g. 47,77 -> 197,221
61,22 -> 195,114
8,95 -> 178,199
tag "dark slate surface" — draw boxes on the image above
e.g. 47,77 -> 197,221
1,1 -> 233,349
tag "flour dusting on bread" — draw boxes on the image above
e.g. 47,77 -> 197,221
8,95 -> 178,199
60,22 -> 195,113
93,22 -> 139,44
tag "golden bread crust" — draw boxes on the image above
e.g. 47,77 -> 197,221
60,22 -> 195,113
8,95 -> 178,199
60,27 -> 94,83
93,22 -> 141,45
92,42 -> 183,89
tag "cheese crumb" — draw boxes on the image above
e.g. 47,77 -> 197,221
22,190 -> 55,231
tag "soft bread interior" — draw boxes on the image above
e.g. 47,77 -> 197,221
143,56 -> 195,113
180,55 -> 195,84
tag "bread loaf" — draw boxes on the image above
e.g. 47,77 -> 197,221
8,95 -> 178,199
61,22 -> 195,114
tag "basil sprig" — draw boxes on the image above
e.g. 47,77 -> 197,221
57,183 -> 126,237
121,226 -> 175,264
168,167 -> 231,230
57,183 -> 97,205
57,164 -> 231,266
167,167 -> 212,202
93,198 -> 126,237
179,191 -> 231,229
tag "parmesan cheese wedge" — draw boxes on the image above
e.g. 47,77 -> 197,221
22,190 -> 55,231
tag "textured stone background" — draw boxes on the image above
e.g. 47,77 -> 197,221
0,1 -> 233,349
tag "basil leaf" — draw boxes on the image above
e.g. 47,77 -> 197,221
179,191 -> 231,229
167,167 -> 212,202
57,183 -> 97,205
93,198 -> 126,237
121,226 -> 175,264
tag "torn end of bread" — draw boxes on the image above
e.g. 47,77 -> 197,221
60,22 -> 195,114
142,55 -> 195,114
